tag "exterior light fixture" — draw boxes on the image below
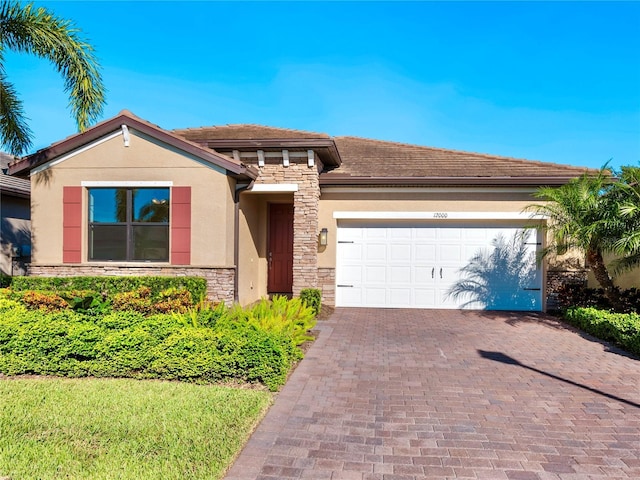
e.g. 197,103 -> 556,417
319,228 -> 328,246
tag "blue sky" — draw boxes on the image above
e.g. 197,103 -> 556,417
5,1 -> 640,170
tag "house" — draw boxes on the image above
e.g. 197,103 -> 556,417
9,110 -> 595,311
1,152 -> 31,276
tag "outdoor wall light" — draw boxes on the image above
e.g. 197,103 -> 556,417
319,228 -> 328,246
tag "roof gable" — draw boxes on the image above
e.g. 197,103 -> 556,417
9,111 -> 258,180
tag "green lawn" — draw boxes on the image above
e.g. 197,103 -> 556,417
0,377 -> 272,479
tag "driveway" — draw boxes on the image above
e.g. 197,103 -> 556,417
225,309 -> 640,480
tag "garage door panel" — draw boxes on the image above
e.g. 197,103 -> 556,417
365,288 -> 387,306
339,243 -> 363,261
390,243 -> 412,261
389,288 -> 411,305
390,265 -> 411,283
336,224 -> 542,311
414,266 -> 435,284
365,229 -> 387,240
439,228 -> 462,241
365,265 -> 387,283
415,244 -> 437,262
365,244 -> 387,262
336,286 -> 362,307
413,287 -> 437,306
439,244 -> 463,263
337,265 -> 362,284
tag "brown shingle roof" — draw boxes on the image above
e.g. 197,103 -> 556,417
1,153 -> 30,197
174,124 -> 330,142
0,174 -> 30,197
319,136 -> 593,186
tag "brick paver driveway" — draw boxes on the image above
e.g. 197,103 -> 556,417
225,309 -> 640,480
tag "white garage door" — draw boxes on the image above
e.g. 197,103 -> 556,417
335,222 -> 542,310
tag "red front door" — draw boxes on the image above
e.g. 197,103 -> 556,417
268,203 -> 294,293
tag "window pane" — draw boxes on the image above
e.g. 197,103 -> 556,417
89,225 -> 127,260
133,188 -> 170,223
89,189 -> 127,223
133,225 -> 169,261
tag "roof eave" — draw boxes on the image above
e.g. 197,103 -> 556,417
319,176 -> 579,187
0,186 -> 30,198
9,112 -> 257,180
202,138 -> 342,167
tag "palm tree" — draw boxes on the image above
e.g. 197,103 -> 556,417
0,1 -> 105,155
525,167 -> 623,308
609,166 -> 640,275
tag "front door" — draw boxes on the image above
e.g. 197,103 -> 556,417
268,203 -> 294,293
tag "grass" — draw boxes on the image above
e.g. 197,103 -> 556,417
0,377 -> 273,480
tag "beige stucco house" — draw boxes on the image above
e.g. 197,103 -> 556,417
9,110 -> 600,311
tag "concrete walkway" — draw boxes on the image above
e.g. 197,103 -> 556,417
224,309 -> 640,480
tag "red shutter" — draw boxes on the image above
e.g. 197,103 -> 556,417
171,186 -> 191,265
63,186 -> 82,263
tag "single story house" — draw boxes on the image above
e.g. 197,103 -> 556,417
1,152 -> 31,277
9,110 -> 596,311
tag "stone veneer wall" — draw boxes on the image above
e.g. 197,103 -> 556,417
258,156 -> 323,296
317,267 -> 335,306
27,264 -> 235,304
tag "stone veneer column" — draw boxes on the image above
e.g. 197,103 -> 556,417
292,163 -> 320,295
257,156 -> 322,296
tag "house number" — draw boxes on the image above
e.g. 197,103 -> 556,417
433,212 -> 448,219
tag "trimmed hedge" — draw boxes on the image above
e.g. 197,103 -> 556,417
9,276 -> 207,302
0,306 -> 301,391
563,307 -> 640,357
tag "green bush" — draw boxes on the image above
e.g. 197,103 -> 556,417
112,286 -> 194,315
300,288 -> 321,316
0,296 -> 313,390
563,307 -> 640,357
230,295 -> 317,345
10,276 -> 207,302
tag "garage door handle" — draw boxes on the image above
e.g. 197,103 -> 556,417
431,268 -> 434,278
440,268 -> 443,279
523,288 -> 541,291
338,241 -> 354,244
337,284 -> 353,288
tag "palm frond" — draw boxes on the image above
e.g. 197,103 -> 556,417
0,0 -> 105,149
0,72 -> 32,154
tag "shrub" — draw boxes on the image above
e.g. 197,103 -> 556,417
230,295 -> 316,346
0,298 -> 308,391
10,276 -> 207,302
20,290 -> 69,312
112,286 -> 154,314
563,307 -> 640,357
300,288 -> 321,316
113,286 -> 194,315
552,284 -> 639,313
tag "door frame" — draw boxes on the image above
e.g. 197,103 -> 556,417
267,202 -> 294,293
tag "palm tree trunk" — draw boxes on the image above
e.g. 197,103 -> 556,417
586,249 -> 622,310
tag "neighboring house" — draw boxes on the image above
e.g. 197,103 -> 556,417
1,152 -> 31,276
9,110 -> 596,311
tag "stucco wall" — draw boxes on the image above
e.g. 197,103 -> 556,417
30,130 -> 236,267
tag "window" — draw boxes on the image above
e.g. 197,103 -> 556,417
88,188 -> 170,261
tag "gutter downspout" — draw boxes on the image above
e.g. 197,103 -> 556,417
234,181 -> 254,303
